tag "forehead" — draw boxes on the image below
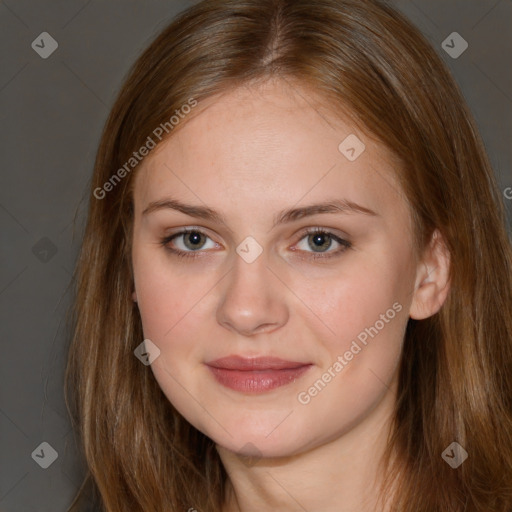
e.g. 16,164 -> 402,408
132,80 -> 408,227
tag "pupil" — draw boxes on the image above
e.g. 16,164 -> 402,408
186,232 -> 203,249
310,233 -> 330,252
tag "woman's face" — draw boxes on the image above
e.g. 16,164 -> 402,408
131,79 -> 419,458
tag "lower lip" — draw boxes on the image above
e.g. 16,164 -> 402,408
206,365 -> 312,393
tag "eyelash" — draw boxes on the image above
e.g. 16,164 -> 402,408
159,227 -> 352,261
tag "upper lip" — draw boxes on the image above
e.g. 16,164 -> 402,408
205,355 -> 311,371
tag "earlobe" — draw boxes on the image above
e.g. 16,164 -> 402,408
132,291 -> 138,303
409,230 -> 451,320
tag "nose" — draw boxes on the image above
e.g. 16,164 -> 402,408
216,250 -> 289,337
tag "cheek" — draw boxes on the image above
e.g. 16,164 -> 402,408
133,256 -> 212,412
293,277 -> 407,441
291,252 -> 410,410
133,249 -> 211,342
299,255 -> 409,352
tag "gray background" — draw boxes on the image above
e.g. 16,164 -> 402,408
0,1 -> 511,510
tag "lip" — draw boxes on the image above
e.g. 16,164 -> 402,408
206,355 -> 310,370
205,356 -> 312,393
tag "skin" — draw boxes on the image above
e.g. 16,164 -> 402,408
131,78 -> 451,512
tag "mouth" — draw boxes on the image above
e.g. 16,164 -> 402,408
204,355 -> 313,393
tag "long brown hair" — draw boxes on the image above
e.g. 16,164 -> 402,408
65,0 -> 512,510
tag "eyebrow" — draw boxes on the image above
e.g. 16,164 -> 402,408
142,197 -> 378,229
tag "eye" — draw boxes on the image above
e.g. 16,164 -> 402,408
292,228 -> 352,260
160,228 -> 217,259
160,227 -> 352,260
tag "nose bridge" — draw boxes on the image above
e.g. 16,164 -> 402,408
229,244 -> 270,293
216,244 -> 288,335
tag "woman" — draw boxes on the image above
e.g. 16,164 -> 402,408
65,0 -> 512,510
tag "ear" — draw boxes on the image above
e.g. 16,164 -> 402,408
409,229 -> 451,320
132,291 -> 138,303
